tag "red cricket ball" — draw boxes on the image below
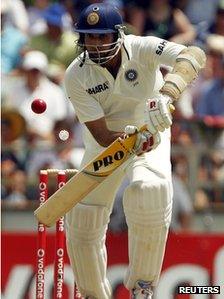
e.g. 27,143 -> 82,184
31,99 -> 47,114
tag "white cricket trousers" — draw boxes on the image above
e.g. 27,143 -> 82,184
66,130 -> 173,298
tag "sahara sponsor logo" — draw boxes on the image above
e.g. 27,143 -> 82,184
156,40 -> 168,55
86,81 -> 109,95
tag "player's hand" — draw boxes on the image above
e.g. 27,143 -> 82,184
145,94 -> 173,134
124,125 -> 160,155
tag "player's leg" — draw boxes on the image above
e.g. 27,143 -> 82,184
66,165 -> 125,299
123,163 -> 173,298
66,204 -> 111,299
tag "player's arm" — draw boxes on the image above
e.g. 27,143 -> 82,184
145,45 -> 206,134
85,117 -> 124,147
65,60 -> 160,154
160,46 -> 206,100
85,117 -> 160,155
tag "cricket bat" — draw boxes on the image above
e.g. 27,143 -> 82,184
34,128 -> 143,227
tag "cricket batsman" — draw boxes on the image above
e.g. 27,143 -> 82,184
64,3 -> 206,298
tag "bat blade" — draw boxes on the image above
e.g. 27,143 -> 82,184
34,133 -> 137,227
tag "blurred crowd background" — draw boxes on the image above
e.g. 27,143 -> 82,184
1,0 -> 224,232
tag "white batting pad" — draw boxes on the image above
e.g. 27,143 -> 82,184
123,179 -> 172,289
66,203 -> 112,299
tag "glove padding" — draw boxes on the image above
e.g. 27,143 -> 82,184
124,125 -> 160,156
145,94 -> 172,134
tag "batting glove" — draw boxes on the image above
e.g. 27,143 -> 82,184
145,94 -> 173,134
124,125 -> 160,156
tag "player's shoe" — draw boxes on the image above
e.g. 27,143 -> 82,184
131,280 -> 153,299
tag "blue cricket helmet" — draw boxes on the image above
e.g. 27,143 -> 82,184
74,3 -> 123,34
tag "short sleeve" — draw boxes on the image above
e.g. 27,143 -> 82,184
64,67 -> 104,123
136,36 -> 186,68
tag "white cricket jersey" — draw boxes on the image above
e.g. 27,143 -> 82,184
64,35 -> 185,152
